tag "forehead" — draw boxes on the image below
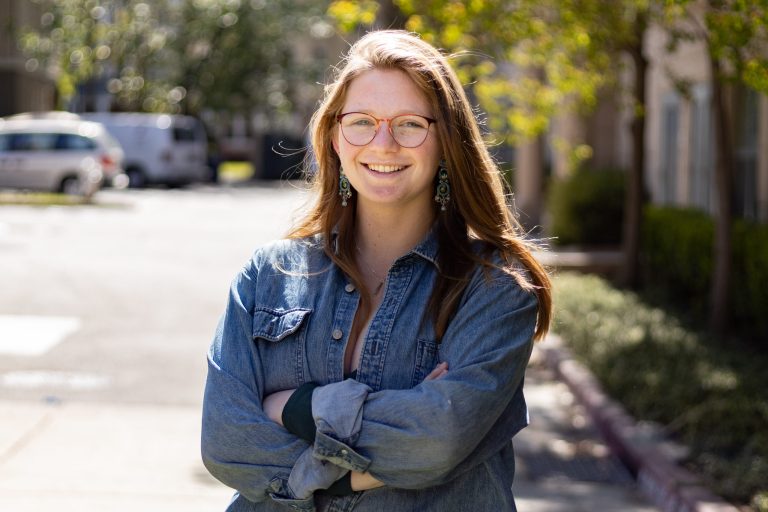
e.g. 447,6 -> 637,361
342,68 -> 432,116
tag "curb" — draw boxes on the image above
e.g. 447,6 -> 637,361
540,335 -> 740,512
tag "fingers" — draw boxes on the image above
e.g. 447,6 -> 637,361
424,361 -> 448,381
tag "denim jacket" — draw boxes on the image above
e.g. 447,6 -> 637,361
202,228 -> 538,511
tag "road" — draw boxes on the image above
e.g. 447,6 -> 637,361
0,183 -> 310,510
0,183 -> 309,404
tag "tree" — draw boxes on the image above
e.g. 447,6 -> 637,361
171,0 -> 330,119
18,0 -> 179,111
666,0 -> 768,333
18,0 -> 334,117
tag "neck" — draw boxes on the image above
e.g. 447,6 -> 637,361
354,199 -> 436,274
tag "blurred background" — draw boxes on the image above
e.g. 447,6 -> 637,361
0,1 -> 766,511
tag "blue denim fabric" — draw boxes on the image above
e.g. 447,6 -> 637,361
202,229 -> 537,511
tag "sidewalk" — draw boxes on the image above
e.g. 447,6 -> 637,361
0,400 -> 231,511
512,346 -> 658,511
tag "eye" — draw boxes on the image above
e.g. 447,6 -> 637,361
395,116 -> 429,129
345,114 -> 375,127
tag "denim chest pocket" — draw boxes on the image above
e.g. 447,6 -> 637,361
412,338 -> 440,386
252,307 -> 312,393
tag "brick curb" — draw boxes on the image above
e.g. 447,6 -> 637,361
540,336 -> 740,512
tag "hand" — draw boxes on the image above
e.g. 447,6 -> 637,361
350,471 -> 385,491
262,389 -> 296,426
424,361 -> 448,381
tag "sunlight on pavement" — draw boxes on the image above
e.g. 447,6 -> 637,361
0,371 -> 110,391
0,315 -> 80,356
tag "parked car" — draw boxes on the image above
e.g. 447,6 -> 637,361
79,113 -> 209,188
0,115 -> 126,197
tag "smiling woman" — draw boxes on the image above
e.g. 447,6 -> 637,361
332,67 -> 442,220
202,30 -> 553,512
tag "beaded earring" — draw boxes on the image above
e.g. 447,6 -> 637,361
434,160 -> 451,211
338,168 -> 352,207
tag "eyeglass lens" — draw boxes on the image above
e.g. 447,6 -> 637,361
339,113 -> 432,148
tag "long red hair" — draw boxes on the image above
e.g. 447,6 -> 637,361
288,30 -> 552,341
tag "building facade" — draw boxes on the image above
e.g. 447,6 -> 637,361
0,0 -> 56,116
644,23 -> 767,222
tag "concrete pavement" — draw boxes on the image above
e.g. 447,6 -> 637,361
0,400 -> 231,511
513,347 -> 658,511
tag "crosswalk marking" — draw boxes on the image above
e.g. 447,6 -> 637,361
0,315 -> 81,356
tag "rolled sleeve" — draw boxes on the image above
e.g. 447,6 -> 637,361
281,447 -> 349,502
311,379 -> 373,472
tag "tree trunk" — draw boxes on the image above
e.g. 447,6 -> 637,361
619,18 -> 648,289
376,0 -> 406,29
709,55 -> 734,335
514,134 -> 545,232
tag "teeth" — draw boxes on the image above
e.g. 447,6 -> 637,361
367,164 -> 404,173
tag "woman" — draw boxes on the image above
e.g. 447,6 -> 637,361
202,30 -> 552,511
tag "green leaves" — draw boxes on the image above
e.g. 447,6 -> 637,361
385,0 -> 645,164
19,0 -> 331,116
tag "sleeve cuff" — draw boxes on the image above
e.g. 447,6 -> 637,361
282,382 -> 320,443
283,446 -> 348,501
312,379 -> 371,443
311,379 -> 372,472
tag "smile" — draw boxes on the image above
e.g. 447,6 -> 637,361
365,163 -> 407,173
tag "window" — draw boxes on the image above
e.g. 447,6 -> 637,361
689,83 -> 714,214
172,122 -> 201,142
55,133 -> 97,150
8,132 -> 58,151
660,93 -> 680,204
734,88 -> 758,220
0,134 -> 9,152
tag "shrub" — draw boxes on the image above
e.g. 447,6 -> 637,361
553,272 -> 768,509
547,167 -> 626,246
642,206 -> 768,338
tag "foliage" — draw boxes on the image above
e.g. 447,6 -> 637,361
553,272 -> 768,508
18,0 -> 179,110
547,167 -> 626,246
664,0 -> 768,94
642,206 -> 768,338
642,207 -> 714,314
328,0 -> 379,33
17,0 -> 333,116
172,0 -> 330,117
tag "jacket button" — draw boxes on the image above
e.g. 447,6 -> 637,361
332,329 -> 343,340
345,283 -> 355,293
340,448 -> 348,456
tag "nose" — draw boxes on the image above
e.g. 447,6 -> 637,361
369,120 -> 399,150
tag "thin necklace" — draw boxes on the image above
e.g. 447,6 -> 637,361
355,244 -> 385,295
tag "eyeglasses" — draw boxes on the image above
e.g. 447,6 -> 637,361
336,112 -> 436,148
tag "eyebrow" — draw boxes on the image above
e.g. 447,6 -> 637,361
343,109 -> 435,118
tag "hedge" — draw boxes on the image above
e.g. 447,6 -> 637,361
642,206 -> 768,339
553,272 -> 768,510
547,168 -> 626,246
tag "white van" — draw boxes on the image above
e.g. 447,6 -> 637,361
80,113 -> 209,188
0,116 -> 125,197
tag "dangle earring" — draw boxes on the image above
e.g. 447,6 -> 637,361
434,160 -> 451,211
338,167 -> 352,207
